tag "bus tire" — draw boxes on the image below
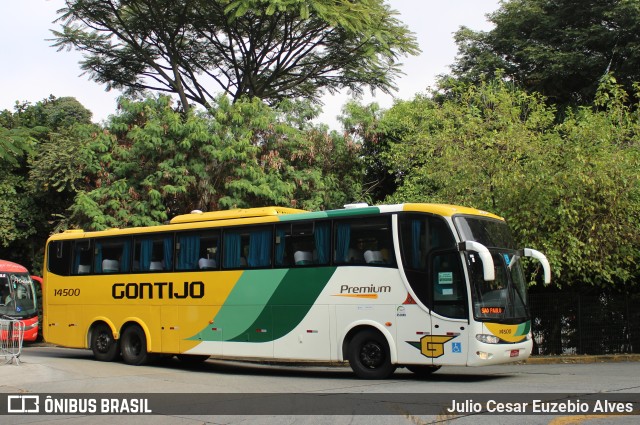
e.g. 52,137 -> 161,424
91,323 -> 120,362
406,365 -> 441,377
347,329 -> 396,379
120,325 -> 151,366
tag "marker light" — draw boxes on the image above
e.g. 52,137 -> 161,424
476,351 -> 494,360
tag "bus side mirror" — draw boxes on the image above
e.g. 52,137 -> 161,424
522,248 -> 551,285
458,241 -> 495,281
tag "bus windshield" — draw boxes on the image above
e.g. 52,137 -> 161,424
454,216 -> 528,323
0,272 -> 37,318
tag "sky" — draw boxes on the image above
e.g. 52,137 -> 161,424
0,0 -> 499,130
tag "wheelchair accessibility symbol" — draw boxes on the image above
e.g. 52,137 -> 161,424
451,342 -> 462,353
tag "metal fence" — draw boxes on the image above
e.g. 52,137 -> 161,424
528,287 -> 640,355
1,316 -> 24,365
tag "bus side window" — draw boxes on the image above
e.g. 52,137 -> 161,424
95,238 -> 133,273
133,235 -> 171,272
73,240 -> 92,275
246,227 -> 272,268
176,231 -> 220,271
334,217 -> 394,266
48,241 -> 73,276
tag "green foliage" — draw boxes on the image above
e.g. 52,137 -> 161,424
380,77 -> 640,288
0,96 -> 93,269
68,95 -> 365,230
339,101 -> 395,201
53,0 -> 419,112
452,0 -> 640,107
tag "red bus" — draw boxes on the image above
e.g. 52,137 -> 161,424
0,260 -> 39,342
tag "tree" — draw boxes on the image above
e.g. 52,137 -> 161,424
68,95 -> 365,230
339,101 -> 395,202
53,0 -> 419,113
379,77 -> 640,288
451,0 -> 640,107
0,96 -> 93,271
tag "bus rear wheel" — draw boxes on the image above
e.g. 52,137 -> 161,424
120,325 -> 151,366
91,323 -> 119,362
347,329 -> 396,379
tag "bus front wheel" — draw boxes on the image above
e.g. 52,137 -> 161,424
120,325 -> 151,366
91,323 -> 120,362
347,329 -> 396,379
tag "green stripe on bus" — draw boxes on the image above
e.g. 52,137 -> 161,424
277,207 -> 381,222
228,267 -> 336,342
187,269 -> 288,342
279,211 -> 329,221
518,321 -> 531,336
325,206 -> 380,218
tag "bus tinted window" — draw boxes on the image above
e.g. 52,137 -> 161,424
399,214 -> 456,271
133,235 -> 172,272
275,221 -> 331,267
176,230 -> 220,271
73,240 -> 92,274
48,240 -> 72,276
223,226 -> 273,269
96,237 -> 133,273
334,217 -> 394,266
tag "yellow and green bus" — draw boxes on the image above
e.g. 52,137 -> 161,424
43,203 -> 550,379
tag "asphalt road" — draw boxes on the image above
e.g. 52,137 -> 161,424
1,345 -> 639,424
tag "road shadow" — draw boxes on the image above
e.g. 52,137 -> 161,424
24,345 -> 507,383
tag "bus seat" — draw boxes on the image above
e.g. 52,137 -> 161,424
102,259 -> 119,273
364,250 -> 384,264
294,251 -> 313,265
198,258 -> 216,270
149,261 -> 163,271
77,264 -> 90,274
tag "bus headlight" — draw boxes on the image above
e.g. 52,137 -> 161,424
476,334 -> 500,344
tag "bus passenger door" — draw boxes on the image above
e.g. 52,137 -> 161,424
429,251 -> 469,366
395,268 -> 435,366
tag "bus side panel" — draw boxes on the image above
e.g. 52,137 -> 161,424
335,304 -> 398,363
273,305 -> 330,361
394,304 -> 433,366
160,305 -> 180,354
179,305 -> 223,355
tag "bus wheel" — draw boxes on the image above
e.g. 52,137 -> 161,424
91,323 -> 120,362
406,365 -> 441,377
347,329 -> 396,379
120,325 -> 151,366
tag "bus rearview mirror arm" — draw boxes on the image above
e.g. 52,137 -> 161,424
521,248 -> 551,285
458,241 -> 495,281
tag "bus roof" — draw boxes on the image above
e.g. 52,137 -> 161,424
163,203 -> 502,225
169,206 -> 308,224
0,260 -> 29,273
49,203 -> 503,240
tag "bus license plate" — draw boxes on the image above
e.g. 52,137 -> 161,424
510,350 -> 519,357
